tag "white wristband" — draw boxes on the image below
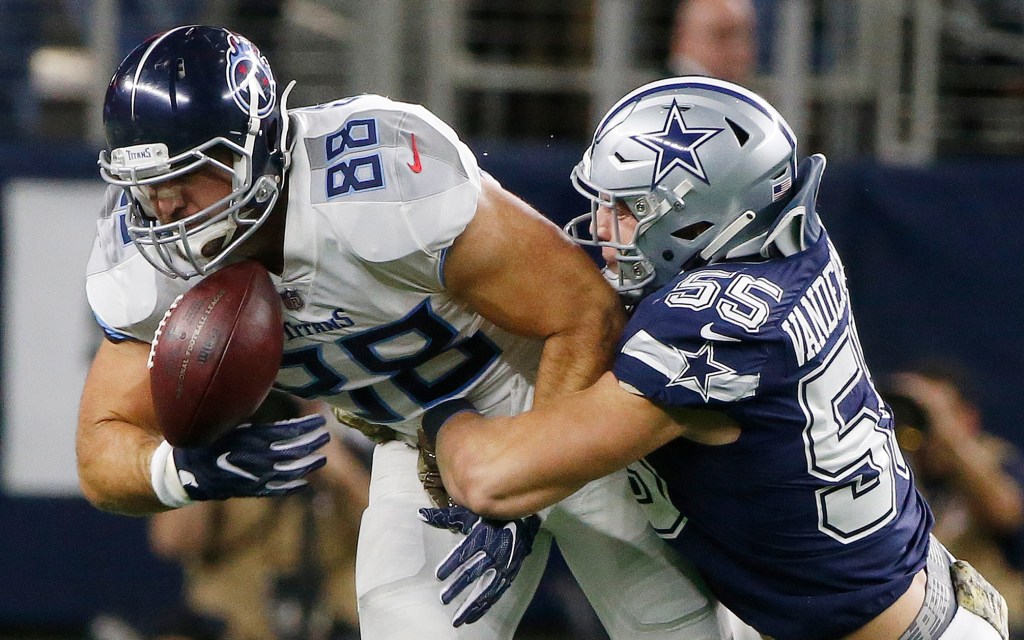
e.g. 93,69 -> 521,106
149,440 -> 193,508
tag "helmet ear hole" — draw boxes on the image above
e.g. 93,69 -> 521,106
672,221 -> 712,241
725,118 -> 750,146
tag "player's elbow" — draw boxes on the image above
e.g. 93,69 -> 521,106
76,443 -> 111,510
587,283 -> 627,352
76,435 -> 158,516
78,472 -> 123,514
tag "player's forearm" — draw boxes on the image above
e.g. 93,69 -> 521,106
77,339 -> 169,513
76,418 -> 168,515
436,412 -> 579,519
437,378 -> 645,518
432,367 -> 681,523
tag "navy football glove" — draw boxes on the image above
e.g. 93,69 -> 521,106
151,414 -> 330,506
419,505 -> 541,627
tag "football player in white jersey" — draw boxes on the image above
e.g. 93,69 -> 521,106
420,78 -> 1010,640
76,26 -> 730,640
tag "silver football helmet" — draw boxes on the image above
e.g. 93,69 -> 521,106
567,77 -> 798,294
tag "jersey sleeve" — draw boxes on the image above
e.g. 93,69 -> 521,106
85,187 -> 190,343
612,268 -> 788,410
292,96 -> 482,264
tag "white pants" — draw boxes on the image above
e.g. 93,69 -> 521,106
938,607 -> 1005,640
355,440 -> 726,640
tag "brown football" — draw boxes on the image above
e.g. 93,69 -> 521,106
148,260 -> 283,448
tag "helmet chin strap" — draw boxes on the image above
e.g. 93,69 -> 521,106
211,75 -> 290,263
235,71 -> 265,190
174,219 -> 236,270
279,80 -> 297,173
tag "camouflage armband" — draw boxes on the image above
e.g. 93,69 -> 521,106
417,428 -> 454,508
951,560 -> 1009,640
330,406 -> 398,444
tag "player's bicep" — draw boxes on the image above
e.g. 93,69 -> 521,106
443,176 -> 616,340
78,337 -> 160,436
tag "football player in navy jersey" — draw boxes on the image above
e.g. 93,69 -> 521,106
421,77 -> 1010,640
77,26 -> 732,640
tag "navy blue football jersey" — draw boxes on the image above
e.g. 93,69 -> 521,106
615,160 -> 932,640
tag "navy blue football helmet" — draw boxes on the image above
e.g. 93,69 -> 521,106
99,25 -> 289,278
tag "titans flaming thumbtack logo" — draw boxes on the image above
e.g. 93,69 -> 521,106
225,34 -> 276,118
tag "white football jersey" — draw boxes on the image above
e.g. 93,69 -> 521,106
86,95 -> 542,437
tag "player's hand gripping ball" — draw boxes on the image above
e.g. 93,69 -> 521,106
148,260 -> 283,448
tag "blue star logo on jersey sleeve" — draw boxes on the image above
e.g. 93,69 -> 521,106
620,329 -> 760,403
668,343 -> 732,401
631,100 -> 723,186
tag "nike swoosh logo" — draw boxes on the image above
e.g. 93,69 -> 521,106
700,322 -> 741,342
407,133 -> 423,173
178,469 -> 198,488
216,452 -> 259,481
505,523 -> 518,568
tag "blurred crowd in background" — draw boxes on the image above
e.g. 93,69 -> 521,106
0,0 -> 1022,158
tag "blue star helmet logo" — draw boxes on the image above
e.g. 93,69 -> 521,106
631,100 -> 723,187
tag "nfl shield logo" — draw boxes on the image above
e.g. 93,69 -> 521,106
280,288 -> 304,310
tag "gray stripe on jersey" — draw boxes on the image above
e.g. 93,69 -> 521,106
305,110 -> 470,204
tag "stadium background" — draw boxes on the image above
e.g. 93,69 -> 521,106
0,0 -> 1021,637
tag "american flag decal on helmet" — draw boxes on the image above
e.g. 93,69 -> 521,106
772,175 -> 792,201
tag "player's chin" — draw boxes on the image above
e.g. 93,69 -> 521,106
601,251 -> 619,270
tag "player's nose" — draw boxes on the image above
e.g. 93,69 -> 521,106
150,184 -> 187,224
594,205 -> 615,241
